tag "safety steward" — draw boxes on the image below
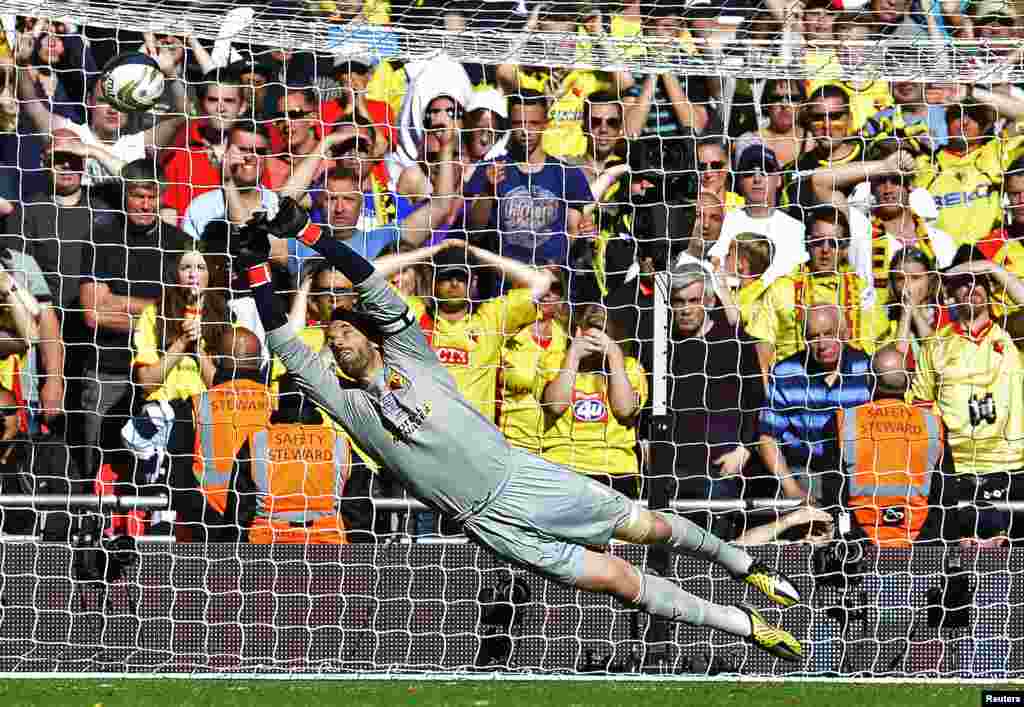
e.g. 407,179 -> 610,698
231,376 -> 351,544
820,344 -> 958,546
191,328 -> 273,519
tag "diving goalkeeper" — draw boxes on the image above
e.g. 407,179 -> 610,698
235,198 -> 804,662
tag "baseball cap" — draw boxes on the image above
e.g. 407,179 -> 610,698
735,144 -> 781,174
432,247 -> 477,281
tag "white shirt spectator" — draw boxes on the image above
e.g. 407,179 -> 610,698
62,121 -> 147,185
708,208 -> 809,286
182,187 -> 280,240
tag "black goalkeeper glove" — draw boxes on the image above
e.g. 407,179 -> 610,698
265,196 -> 320,245
231,213 -> 273,274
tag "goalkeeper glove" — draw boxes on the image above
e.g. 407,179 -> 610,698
266,196 -> 322,247
231,215 -> 273,274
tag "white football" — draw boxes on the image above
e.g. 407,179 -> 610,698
99,52 -> 165,113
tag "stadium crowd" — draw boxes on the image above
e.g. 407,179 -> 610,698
0,0 -> 1023,548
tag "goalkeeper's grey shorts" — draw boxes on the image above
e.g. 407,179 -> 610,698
462,447 -> 633,585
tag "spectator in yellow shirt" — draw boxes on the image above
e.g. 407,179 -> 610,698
132,250 -> 231,402
913,249 -> 1024,538
374,240 -> 555,424
915,87 -> 1024,246
749,208 -> 883,366
540,303 -> 647,499
500,272 -> 570,455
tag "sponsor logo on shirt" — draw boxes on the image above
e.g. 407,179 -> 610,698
882,507 -> 906,525
387,369 -> 409,390
436,347 -> 470,366
572,390 -> 608,423
933,186 -> 991,209
501,185 -> 561,246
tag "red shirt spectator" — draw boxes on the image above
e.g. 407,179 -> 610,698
161,118 -> 286,223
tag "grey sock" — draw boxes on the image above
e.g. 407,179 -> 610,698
662,512 -> 753,578
636,574 -> 752,638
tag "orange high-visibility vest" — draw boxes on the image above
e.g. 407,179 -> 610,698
836,401 -> 945,547
245,424 -> 350,544
192,380 -> 273,514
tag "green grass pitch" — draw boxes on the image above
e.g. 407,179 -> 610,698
0,680 -> 1012,707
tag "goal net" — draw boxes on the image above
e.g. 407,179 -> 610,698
0,0 -> 1022,679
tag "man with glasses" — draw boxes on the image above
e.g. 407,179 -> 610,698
183,121 -> 282,252
784,84 -> 861,212
749,207 -> 884,369
274,88 -> 321,164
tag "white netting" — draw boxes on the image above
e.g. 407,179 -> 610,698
0,0 -> 1022,680
4,0 -> 1024,81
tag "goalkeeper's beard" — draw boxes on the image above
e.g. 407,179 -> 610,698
333,343 -> 373,379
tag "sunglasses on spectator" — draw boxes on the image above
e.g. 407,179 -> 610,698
807,237 -> 843,249
276,110 -> 313,122
331,137 -> 371,157
807,110 -> 850,126
766,94 -> 800,105
698,160 -> 727,171
589,117 -> 622,129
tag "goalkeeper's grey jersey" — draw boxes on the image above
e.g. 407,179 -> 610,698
266,273 -> 513,521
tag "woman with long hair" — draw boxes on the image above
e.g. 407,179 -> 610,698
132,249 -> 232,400
881,247 -> 947,370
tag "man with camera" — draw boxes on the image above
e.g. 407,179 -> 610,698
911,247 -> 1024,541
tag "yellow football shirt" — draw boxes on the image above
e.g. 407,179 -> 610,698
131,304 -> 207,402
747,269 -> 883,362
404,289 -> 538,423
915,136 -> 1024,246
912,320 -> 1024,474
731,278 -> 771,331
500,321 -> 569,455
539,355 -> 647,475
366,60 -> 408,118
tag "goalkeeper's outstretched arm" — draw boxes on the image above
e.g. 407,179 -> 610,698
259,199 -> 420,342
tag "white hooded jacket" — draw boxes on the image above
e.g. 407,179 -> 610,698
385,53 -> 474,190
